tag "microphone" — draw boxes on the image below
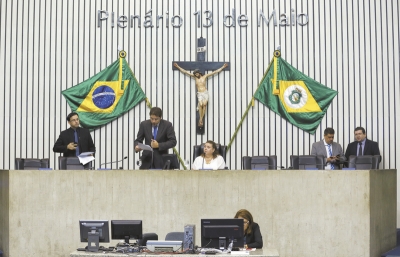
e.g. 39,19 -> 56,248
99,156 -> 128,169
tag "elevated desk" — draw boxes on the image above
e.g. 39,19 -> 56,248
0,169 -> 396,257
70,249 -> 278,257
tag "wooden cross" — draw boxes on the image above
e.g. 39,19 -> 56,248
172,37 -> 230,134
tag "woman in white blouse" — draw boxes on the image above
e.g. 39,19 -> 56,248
192,140 -> 226,170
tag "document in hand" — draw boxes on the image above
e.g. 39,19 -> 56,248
78,152 -> 95,165
138,143 -> 153,152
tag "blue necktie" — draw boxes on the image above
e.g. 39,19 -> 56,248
358,142 -> 363,156
327,144 -> 335,170
74,130 -> 79,156
153,126 -> 158,140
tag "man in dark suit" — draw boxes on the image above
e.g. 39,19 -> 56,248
311,127 -> 346,170
53,112 -> 96,157
344,127 -> 380,167
134,107 -> 177,169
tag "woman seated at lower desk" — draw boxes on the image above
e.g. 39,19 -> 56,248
192,140 -> 226,170
235,209 -> 263,249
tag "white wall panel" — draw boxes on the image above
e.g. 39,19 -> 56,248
0,0 -> 399,173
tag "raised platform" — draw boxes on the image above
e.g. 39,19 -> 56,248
0,169 -> 396,257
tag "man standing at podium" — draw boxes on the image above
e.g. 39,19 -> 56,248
53,112 -> 96,157
311,127 -> 345,170
134,107 -> 177,169
344,127 -> 380,167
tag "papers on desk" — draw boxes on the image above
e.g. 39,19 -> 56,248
231,251 -> 250,255
78,152 -> 95,165
138,143 -> 153,152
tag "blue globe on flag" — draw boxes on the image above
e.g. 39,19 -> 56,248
92,85 -> 116,109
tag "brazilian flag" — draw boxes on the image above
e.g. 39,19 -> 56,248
62,54 -> 146,130
254,51 -> 337,134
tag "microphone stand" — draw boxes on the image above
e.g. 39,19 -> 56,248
99,157 -> 128,169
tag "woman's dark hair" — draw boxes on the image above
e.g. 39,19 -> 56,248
201,140 -> 220,159
234,209 -> 254,235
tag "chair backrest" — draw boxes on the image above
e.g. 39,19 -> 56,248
193,144 -> 227,162
242,156 -> 278,170
15,158 -> 50,170
162,154 -> 180,170
290,155 -> 325,170
165,232 -> 184,241
348,155 -> 380,169
138,233 -> 158,246
58,157 -> 92,170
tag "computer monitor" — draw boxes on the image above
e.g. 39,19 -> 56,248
79,220 -> 110,252
111,220 -> 143,244
200,219 -> 244,249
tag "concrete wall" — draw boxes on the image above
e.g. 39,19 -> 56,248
0,169 -> 396,257
1,0 -> 400,227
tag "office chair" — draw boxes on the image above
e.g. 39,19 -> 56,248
348,155 -> 381,169
192,143 -> 227,162
138,233 -> 158,246
165,232 -> 184,241
290,155 -> 325,170
242,156 -> 278,170
15,158 -> 50,170
58,157 -> 92,170
162,154 -> 180,169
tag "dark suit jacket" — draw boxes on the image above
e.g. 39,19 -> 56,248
134,119 -> 177,169
53,127 -> 95,157
344,139 -> 380,166
246,222 -> 263,248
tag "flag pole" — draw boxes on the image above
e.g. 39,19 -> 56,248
226,55 -> 276,151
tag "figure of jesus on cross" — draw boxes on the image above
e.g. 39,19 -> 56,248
174,62 -> 228,127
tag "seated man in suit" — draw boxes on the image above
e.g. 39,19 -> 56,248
134,107 -> 177,169
53,112 -> 96,157
311,127 -> 346,170
344,127 -> 380,167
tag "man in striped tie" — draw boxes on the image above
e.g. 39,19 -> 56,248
311,128 -> 346,170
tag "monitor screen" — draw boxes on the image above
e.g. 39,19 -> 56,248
79,220 -> 110,243
201,219 -> 244,249
111,220 -> 143,244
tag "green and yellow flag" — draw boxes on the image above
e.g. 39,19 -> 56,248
62,53 -> 146,130
254,51 -> 337,134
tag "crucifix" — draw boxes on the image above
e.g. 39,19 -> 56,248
172,37 -> 230,134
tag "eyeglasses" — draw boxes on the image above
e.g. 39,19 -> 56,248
243,220 -> 249,225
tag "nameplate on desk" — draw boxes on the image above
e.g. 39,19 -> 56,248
231,251 -> 250,255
